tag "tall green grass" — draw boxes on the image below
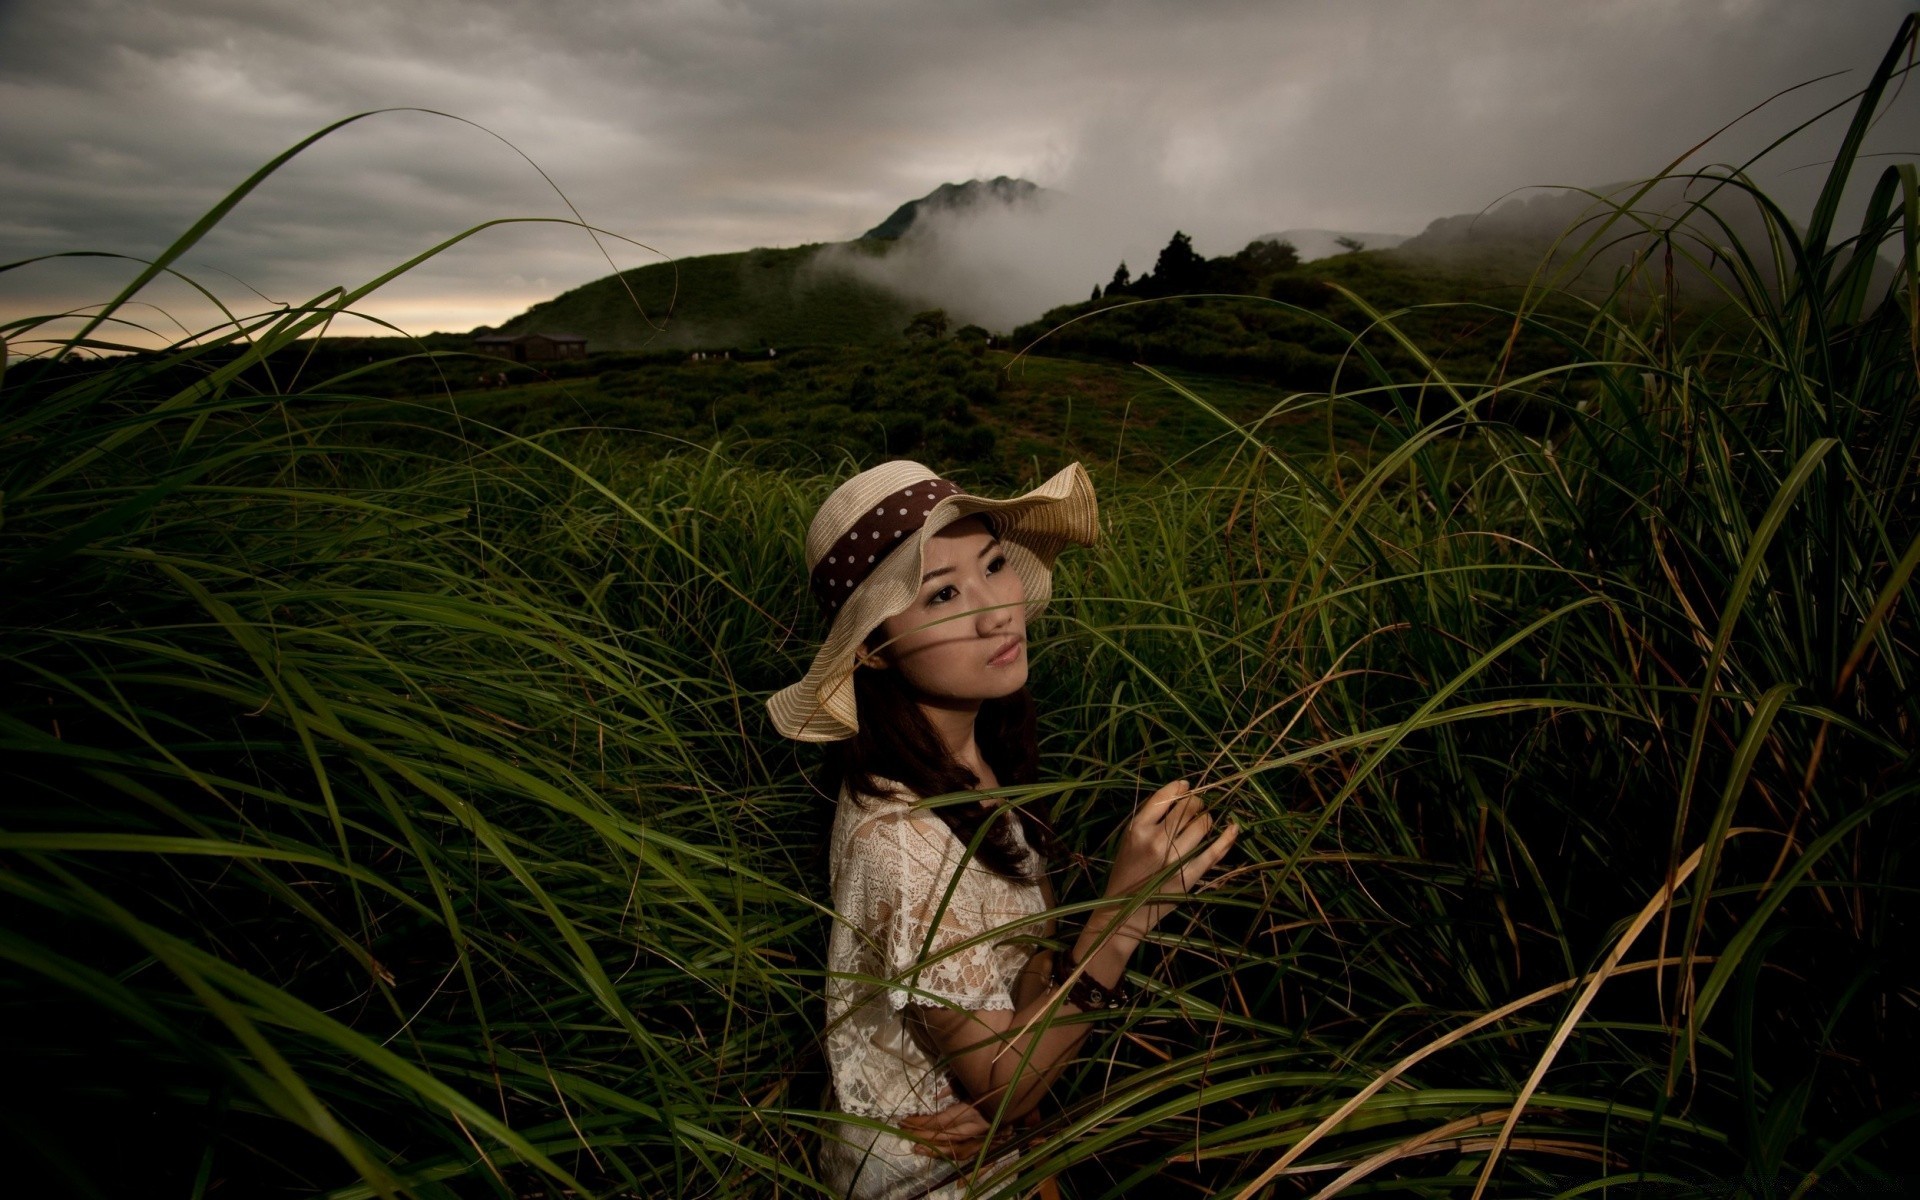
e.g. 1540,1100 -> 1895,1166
3,17 -> 1915,1198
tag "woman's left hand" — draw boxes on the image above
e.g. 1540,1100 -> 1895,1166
899,1087 -> 991,1161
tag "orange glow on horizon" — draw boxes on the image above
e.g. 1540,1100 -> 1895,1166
0,294 -> 555,356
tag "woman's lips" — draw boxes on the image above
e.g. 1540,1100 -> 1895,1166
988,637 -> 1023,667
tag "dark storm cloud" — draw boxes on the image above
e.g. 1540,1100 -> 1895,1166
1,0 -> 1912,343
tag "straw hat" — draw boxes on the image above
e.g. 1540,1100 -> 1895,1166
767,459 -> 1098,742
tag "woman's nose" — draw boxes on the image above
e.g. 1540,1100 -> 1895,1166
980,583 -> 1017,632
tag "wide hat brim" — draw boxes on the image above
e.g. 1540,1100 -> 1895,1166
767,461 -> 1098,743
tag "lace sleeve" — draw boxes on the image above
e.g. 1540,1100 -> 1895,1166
845,807 -> 1015,1014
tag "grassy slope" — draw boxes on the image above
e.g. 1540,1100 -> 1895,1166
360,344 -> 1384,488
495,242 -> 918,351
1014,248 -> 1616,413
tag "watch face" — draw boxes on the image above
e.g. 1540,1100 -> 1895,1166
1052,954 -> 1128,1010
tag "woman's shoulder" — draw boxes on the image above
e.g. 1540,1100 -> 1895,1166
832,776 -> 919,846
844,774 -> 918,806
836,777 -> 973,869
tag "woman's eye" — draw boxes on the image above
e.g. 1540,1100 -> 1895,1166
926,554 -> 1006,605
929,585 -> 956,605
988,554 -> 1007,573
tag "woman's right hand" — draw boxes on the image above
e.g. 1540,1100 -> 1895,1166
900,1087 -> 991,1162
1102,779 -> 1239,934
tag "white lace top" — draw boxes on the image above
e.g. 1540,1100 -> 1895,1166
818,776 -> 1049,1198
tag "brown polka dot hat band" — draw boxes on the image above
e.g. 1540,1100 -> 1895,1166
768,459 -> 1099,743
809,477 -> 964,615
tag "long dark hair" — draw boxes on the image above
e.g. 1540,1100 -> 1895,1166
823,662 -> 1058,882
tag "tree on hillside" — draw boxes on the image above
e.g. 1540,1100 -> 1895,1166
1207,238 -> 1302,293
1155,230 -> 1203,280
904,309 -> 949,340
1108,262 -> 1131,294
1334,235 -> 1366,254
1090,284 -> 1102,302
1198,239 -> 1305,295
1235,238 -> 1300,276
1134,231 -> 1207,297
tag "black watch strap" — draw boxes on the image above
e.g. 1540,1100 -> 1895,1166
1049,949 -> 1132,1012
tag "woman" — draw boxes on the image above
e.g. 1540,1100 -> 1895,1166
768,460 -> 1239,1198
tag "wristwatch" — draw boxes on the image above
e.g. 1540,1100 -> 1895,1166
1049,949 -> 1132,1012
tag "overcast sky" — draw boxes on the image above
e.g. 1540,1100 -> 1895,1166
1,0 -> 1913,347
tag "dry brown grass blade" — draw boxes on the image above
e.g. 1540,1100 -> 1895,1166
1468,840 -> 1721,1199
1309,1109 -> 1513,1198
1229,838 -> 1711,1200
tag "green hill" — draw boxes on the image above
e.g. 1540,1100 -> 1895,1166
495,175 -> 1049,352
494,241 -> 917,351
1016,247 -> 1590,400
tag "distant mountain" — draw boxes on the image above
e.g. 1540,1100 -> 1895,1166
862,176 -> 1044,240
1257,229 -> 1411,261
1397,180 -> 1718,254
1385,178 -> 1832,297
490,178 -> 1051,351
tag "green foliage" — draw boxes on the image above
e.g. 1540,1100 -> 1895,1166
2,18 -> 1916,1199
904,308 -> 950,341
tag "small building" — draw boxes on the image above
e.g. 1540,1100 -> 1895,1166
474,331 -> 588,362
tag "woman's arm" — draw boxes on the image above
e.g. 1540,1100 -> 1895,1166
1008,871 -> 1060,1010
908,780 -> 1238,1125
907,901 -> 1140,1124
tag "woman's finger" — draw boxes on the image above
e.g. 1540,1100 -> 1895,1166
1197,822 -> 1241,872
1140,779 -> 1191,823
1175,798 -> 1205,837
906,1084 -> 953,1116
1147,797 -> 1203,851
913,1134 -> 988,1160
902,1101 -> 989,1135
1168,822 -> 1239,890
1165,816 -> 1214,866
1161,805 -> 1203,846
932,1110 -> 990,1137
902,1119 -> 984,1140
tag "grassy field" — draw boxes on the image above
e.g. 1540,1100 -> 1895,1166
124,337 -> 1385,486
2,19 -> 1915,1200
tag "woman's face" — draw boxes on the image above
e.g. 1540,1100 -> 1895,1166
862,515 -> 1028,703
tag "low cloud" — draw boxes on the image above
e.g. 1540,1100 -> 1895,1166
810,190 -> 1193,333
2,0 -> 1911,346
